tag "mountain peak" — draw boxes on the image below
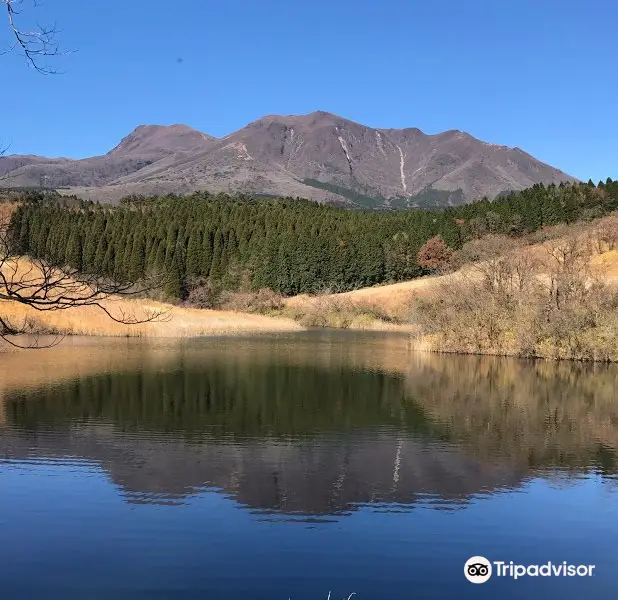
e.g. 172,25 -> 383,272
107,124 -> 214,157
247,110 -> 356,130
306,110 -> 344,121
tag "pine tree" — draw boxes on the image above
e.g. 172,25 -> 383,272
66,229 -> 83,271
209,230 -> 225,281
93,235 -> 107,274
186,228 -> 202,277
202,231 -> 213,277
129,230 -> 146,281
165,254 -> 187,300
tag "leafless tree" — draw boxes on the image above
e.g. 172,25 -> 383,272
0,211 -> 170,349
508,248 -> 542,293
588,214 -> 618,254
2,0 -> 65,74
540,235 -> 596,310
0,5 -> 172,348
1,0 -> 67,167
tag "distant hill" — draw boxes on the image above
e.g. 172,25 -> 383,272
0,112 -> 577,207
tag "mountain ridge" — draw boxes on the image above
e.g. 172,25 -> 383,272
0,112 -> 577,207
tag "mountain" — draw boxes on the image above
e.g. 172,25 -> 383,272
0,112 -> 577,207
0,125 -> 215,190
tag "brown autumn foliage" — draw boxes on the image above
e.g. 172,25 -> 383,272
586,213 -> 618,254
184,277 -> 223,309
417,235 -> 453,273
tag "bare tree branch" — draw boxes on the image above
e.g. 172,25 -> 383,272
0,311 -> 64,348
0,210 -> 171,348
2,0 -> 68,74
0,4 -> 135,350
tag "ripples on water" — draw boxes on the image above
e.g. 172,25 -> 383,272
1,332 -> 618,599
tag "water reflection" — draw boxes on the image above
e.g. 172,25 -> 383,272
406,354 -> 618,472
1,333 -> 618,518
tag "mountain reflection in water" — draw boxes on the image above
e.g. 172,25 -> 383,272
2,332 -> 617,519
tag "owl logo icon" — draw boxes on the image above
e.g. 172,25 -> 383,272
464,556 -> 492,583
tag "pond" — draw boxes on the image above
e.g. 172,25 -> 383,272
1,331 -> 617,599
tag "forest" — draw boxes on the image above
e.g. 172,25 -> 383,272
7,179 -> 618,300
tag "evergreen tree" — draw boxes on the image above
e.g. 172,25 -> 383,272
186,228 -> 202,277
66,229 -> 83,271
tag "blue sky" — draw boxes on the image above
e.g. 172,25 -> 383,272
3,0 -> 616,182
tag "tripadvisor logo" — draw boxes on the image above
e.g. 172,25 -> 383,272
464,556 -> 492,584
464,556 -> 596,583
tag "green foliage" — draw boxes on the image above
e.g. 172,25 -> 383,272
301,178 -> 386,209
8,180 -> 618,299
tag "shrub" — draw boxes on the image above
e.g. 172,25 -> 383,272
185,277 -> 222,309
417,235 -> 453,273
219,288 -> 284,314
413,231 -> 618,361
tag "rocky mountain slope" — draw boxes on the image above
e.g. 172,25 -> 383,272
0,112 -> 577,207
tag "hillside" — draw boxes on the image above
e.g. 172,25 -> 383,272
11,180 -> 617,300
4,180 -> 618,358
5,214 -> 618,348
286,231 -> 618,321
0,112 -> 576,207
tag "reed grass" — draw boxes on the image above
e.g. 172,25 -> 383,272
0,296 -> 303,340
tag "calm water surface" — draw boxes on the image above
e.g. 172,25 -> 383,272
1,331 -> 618,599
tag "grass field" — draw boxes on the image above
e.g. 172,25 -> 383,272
0,256 -> 302,343
0,295 -> 303,341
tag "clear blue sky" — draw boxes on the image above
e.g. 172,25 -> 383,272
3,0 -> 616,182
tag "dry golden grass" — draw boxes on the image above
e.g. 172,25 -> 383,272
282,292 -> 422,332
591,249 -> 618,279
0,203 -> 18,222
0,295 -> 302,340
0,254 -> 302,341
282,271 -> 464,332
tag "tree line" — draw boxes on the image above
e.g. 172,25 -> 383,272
8,179 -> 618,299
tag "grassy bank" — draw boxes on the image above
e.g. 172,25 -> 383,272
0,296 -> 302,341
0,256 -> 414,342
179,280 -> 422,332
281,294 -> 418,332
0,252 -> 302,344
410,217 -> 618,361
